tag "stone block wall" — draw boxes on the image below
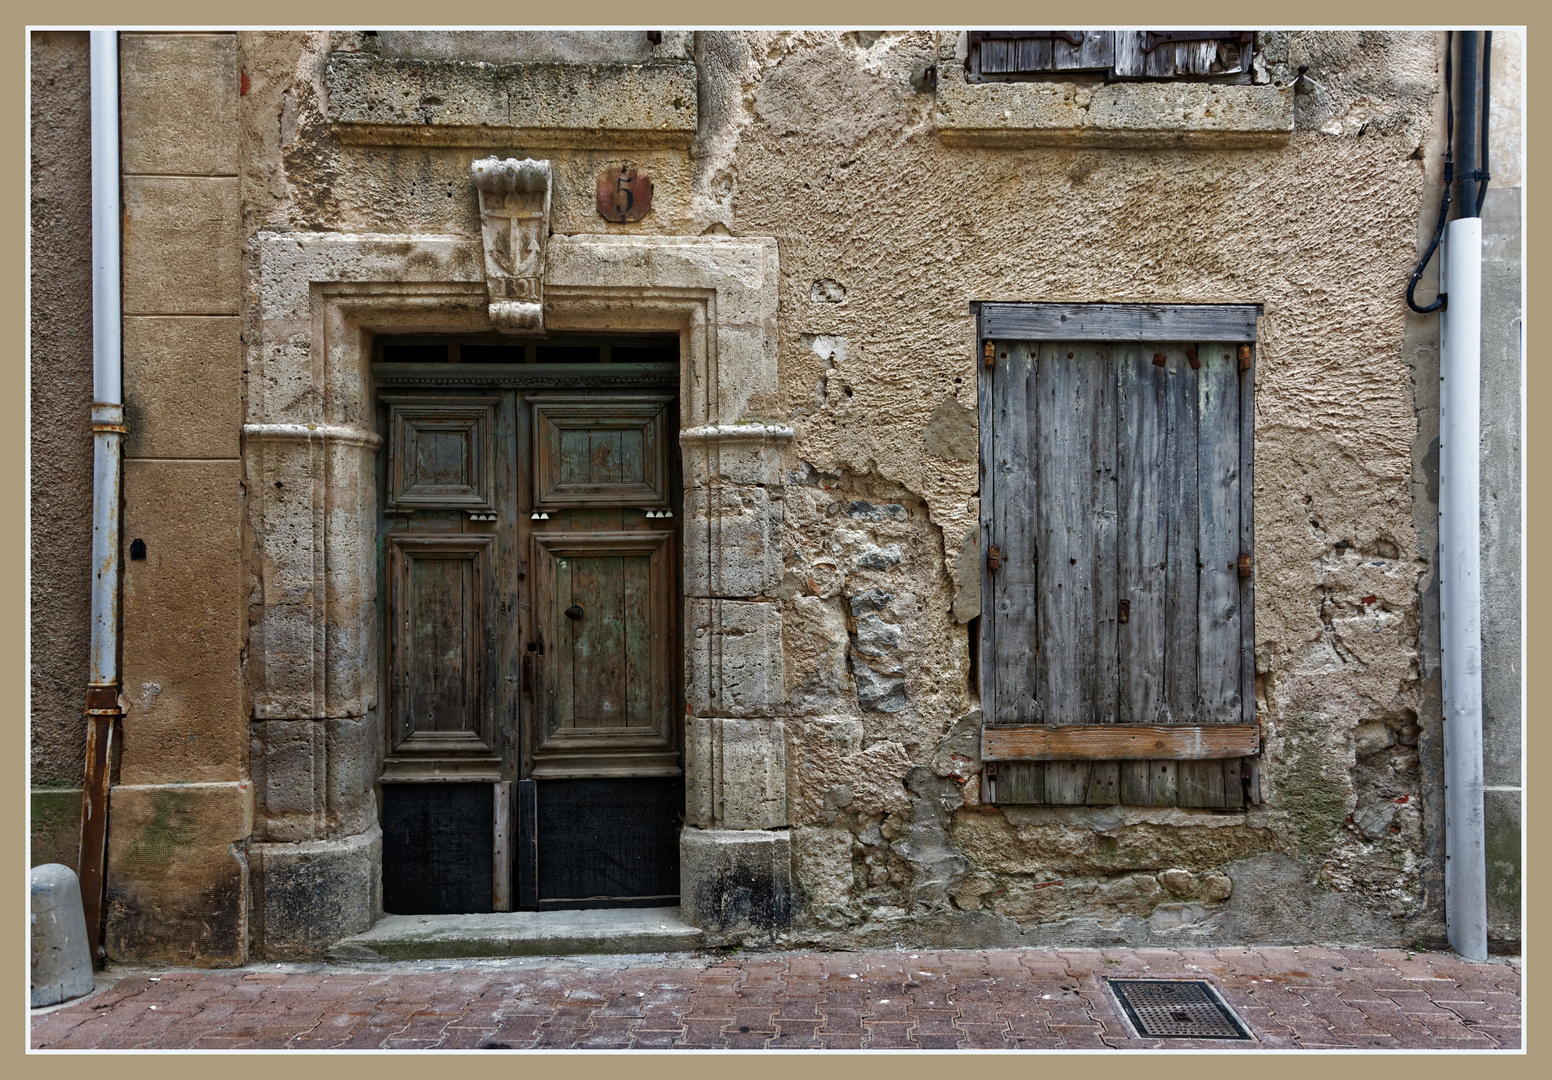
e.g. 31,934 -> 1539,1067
105,32 -> 252,965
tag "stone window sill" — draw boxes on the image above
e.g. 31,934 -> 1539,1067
933,61 -> 1292,149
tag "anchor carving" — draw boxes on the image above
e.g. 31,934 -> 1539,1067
471,156 -> 552,334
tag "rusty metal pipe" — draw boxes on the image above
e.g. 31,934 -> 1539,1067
77,29 -> 123,963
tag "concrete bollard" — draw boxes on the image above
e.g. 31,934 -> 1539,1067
31,864 -> 95,1008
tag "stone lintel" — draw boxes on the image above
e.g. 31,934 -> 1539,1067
325,54 -> 697,148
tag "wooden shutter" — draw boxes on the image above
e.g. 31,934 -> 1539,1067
979,321 -> 1257,808
968,31 -> 1253,83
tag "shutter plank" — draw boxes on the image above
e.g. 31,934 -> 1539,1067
1017,38 -> 1053,73
1149,760 -> 1180,805
978,327 -> 997,720
1117,344 -> 1168,725
1198,345 -> 1242,721
1113,32 -> 1145,77
1121,759 -> 1179,806
1034,342 -> 1075,724
1086,761 -> 1120,805
981,39 -> 1011,74
983,723 -> 1260,760
1186,340 -> 1241,817
1045,761 -> 1092,804
992,341 -> 1041,724
1187,41 -> 1217,76
1163,347 -> 1199,724
980,303 -> 1260,344
1240,344 -> 1256,724
1036,342 -> 1116,726
1080,30 -> 1114,70
1091,344 -> 1120,726
1119,344 -> 1171,805
1177,759 -> 1226,806
995,762 -> 1046,804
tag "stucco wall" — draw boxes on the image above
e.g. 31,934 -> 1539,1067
29,30 -> 95,869
229,29 -> 1470,950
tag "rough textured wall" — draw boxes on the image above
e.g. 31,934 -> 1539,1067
237,29 -> 1449,948
29,31 -> 95,868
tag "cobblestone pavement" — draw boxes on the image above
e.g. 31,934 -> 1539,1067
31,945 -> 1521,1050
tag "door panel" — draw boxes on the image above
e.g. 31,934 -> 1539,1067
531,530 -> 677,777
384,396 -> 499,510
528,777 -> 683,910
386,534 -> 497,772
531,396 -> 671,508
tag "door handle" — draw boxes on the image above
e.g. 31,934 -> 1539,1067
565,605 -> 584,621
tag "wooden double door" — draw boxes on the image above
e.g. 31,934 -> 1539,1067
375,361 -> 684,913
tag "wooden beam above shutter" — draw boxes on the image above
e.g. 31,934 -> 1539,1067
979,303 -> 1260,343
983,723 -> 1259,761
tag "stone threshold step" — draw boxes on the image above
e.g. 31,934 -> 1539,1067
328,907 -> 703,961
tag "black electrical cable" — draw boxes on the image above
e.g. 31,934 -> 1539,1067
1407,30 -> 1453,314
1475,31 -> 1492,217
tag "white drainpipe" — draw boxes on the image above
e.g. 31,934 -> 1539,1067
77,29 -> 124,960
90,28 -> 123,682
1439,215 -> 1487,962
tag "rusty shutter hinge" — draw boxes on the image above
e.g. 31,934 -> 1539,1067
983,340 -> 995,368
1238,344 -> 1252,370
1238,553 -> 1252,578
1185,346 -> 1201,370
1118,598 -> 1130,623
987,544 -> 1002,571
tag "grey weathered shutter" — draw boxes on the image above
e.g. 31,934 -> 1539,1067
977,306 -> 1258,808
969,31 -> 1254,82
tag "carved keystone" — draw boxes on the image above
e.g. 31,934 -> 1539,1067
471,157 -> 552,334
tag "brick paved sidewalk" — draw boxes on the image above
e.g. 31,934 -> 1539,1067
31,945 -> 1521,1050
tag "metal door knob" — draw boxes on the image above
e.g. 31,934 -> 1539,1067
565,605 -> 584,621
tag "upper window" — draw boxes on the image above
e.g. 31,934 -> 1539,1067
967,31 -> 1254,84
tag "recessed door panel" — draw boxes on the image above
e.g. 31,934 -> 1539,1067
386,534 -> 496,770
531,530 -> 677,777
384,396 -> 498,510
530,396 -> 671,509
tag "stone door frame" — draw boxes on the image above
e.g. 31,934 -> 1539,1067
245,231 -> 796,956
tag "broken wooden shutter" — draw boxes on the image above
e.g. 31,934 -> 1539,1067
977,304 -> 1259,808
967,31 -> 1254,83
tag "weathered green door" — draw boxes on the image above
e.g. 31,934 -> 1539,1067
374,336 -> 683,914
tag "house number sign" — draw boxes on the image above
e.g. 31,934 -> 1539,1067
596,166 -> 654,222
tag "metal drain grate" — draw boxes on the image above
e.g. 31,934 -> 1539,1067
1108,979 -> 1253,1040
